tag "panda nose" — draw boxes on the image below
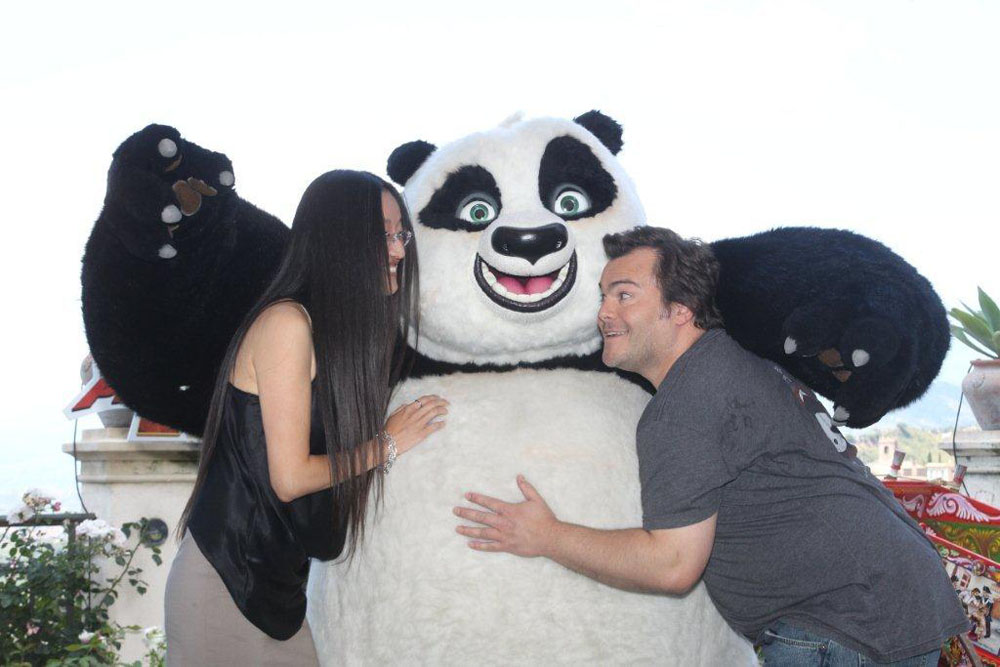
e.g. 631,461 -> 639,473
491,223 -> 568,265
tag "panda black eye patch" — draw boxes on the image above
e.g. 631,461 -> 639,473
418,165 -> 503,232
538,136 -> 617,221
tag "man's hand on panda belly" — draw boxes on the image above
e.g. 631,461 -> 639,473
455,477 -> 717,595
454,475 -> 556,558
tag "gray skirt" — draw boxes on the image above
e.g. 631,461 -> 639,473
164,532 -> 319,666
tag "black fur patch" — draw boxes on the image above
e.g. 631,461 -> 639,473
538,136 -> 617,221
387,140 -> 436,186
573,110 -> 624,155
417,165 -> 503,232
407,347 -> 654,393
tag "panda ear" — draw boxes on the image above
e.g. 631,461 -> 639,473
387,140 -> 437,186
573,111 -> 624,155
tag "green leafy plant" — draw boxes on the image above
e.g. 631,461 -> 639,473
950,287 -> 1000,359
1,489 -> 165,666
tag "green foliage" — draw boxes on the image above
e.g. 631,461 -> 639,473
893,423 -> 948,465
950,287 -> 1000,359
1,492 -> 165,666
853,424 -> 954,471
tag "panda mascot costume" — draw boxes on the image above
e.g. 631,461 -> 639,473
80,112 -> 948,665
304,111 -> 758,664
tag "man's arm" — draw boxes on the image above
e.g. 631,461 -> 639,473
455,475 -> 716,595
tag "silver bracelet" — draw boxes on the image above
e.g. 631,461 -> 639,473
381,431 -> 397,475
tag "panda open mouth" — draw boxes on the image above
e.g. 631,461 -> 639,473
474,253 -> 577,312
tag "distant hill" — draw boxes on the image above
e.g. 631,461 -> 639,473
870,380 -> 976,431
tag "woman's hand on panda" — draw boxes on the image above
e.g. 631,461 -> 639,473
384,394 -> 449,454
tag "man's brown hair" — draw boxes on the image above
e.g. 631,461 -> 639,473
602,226 -> 724,329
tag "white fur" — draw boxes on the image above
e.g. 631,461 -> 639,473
307,371 -> 755,665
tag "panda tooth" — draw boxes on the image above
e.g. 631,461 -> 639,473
551,277 -> 564,291
480,262 -> 498,285
558,264 -> 569,280
493,282 -> 510,297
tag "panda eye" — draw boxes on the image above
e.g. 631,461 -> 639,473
457,195 -> 499,225
550,187 -> 592,217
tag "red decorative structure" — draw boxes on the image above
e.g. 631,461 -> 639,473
888,481 -> 1000,563
886,479 -> 1000,666
65,356 -> 190,442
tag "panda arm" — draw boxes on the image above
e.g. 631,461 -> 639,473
710,227 -> 948,428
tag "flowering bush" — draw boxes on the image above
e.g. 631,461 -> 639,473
1,489 -> 165,665
6,487 -> 62,525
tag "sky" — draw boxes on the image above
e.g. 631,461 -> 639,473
1,0 -> 998,512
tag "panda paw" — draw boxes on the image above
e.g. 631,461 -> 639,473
782,338 -> 871,369
783,306 -> 899,371
782,306 -> 907,427
108,124 -> 236,261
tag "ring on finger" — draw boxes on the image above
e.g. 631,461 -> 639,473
414,399 -> 423,408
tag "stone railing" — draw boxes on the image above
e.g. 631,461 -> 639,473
941,430 -> 1000,506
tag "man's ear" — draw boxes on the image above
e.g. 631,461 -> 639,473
668,303 -> 696,326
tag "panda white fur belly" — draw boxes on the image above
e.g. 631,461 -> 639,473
307,370 -> 754,665
307,111 -> 756,664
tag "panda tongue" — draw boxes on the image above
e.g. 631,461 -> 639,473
497,275 -> 555,295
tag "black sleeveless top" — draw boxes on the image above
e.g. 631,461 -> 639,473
187,382 -> 348,640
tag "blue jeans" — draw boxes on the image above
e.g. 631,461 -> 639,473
757,620 -> 942,666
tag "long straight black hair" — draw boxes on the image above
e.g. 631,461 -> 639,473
178,170 -> 419,557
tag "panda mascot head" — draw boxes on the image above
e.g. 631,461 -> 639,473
387,110 -> 645,366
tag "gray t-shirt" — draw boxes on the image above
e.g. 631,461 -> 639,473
637,329 -> 968,663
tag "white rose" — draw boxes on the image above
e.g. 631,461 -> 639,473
23,487 -> 60,509
79,630 -> 95,643
76,518 -> 113,539
7,503 -> 35,524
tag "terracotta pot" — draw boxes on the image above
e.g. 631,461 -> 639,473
963,359 -> 1000,430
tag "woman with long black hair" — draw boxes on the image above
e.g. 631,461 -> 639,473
164,170 -> 447,665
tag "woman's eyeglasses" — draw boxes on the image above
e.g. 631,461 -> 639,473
386,230 -> 414,247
